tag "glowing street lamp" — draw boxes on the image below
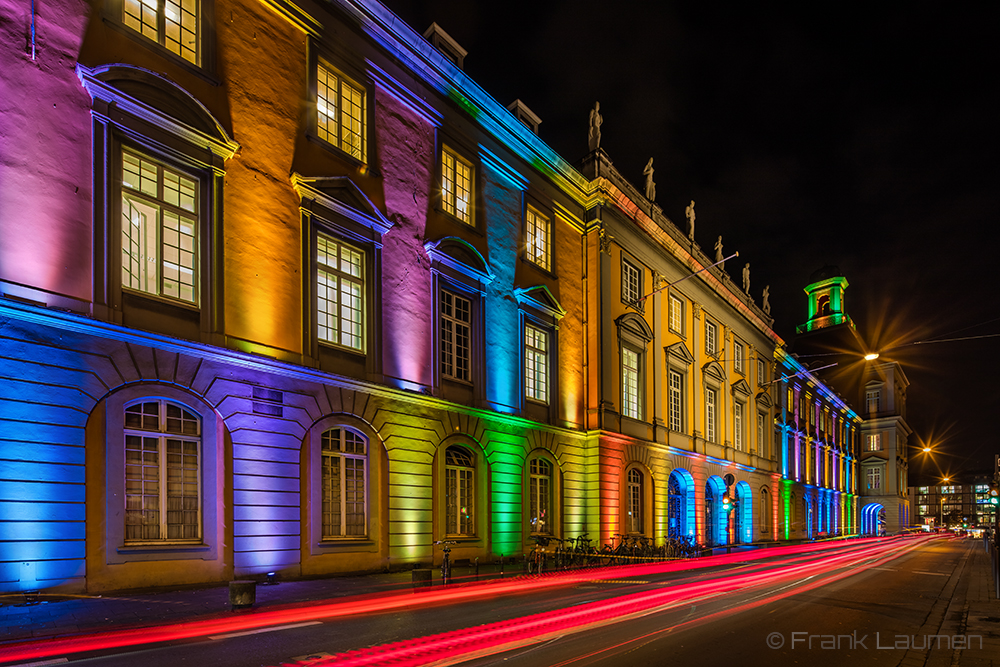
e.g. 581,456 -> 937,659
864,352 -> 880,361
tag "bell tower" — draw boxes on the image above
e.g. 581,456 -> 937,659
797,265 -> 852,333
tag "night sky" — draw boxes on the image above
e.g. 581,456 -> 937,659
385,0 -> 999,483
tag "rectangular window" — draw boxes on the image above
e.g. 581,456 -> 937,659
525,323 -> 548,403
734,402 -> 744,450
525,206 -> 550,271
758,359 -> 766,385
865,433 -> 882,451
668,370 -> 683,432
317,62 -> 367,162
706,387 -> 717,442
440,290 -> 471,381
757,412 -> 765,454
668,295 -> 684,333
866,389 -> 881,413
321,429 -> 367,538
705,320 -> 718,355
317,233 -> 365,350
441,146 -> 474,224
867,467 -> 881,491
734,341 -> 744,373
622,347 -> 641,419
123,0 -> 200,65
622,258 -> 642,306
121,149 -> 199,304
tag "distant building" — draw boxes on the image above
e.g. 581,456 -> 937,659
793,267 -> 911,535
908,474 -> 998,529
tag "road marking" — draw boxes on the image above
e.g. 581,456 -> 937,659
208,621 -> 322,640
870,567 -> 897,571
9,660 -> 68,667
912,571 -> 949,576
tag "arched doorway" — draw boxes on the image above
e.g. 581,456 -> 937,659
861,503 -> 886,536
734,481 -> 752,544
705,476 -> 727,546
667,468 -> 695,539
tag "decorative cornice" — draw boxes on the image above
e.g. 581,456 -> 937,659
291,173 -> 394,237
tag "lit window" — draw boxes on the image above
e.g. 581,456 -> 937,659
867,467 -> 881,491
525,323 -> 548,403
627,468 -> 644,533
445,446 -> 475,535
529,458 -> 552,534
866,389 -> 881,413
317,233 -> 365,350
758,359 -> 766,385
441,146 -> 473,223
123,0 -> 200,65
441,290 -> 471,381
734,341 -> 744,373
321,428 -> 367,538
669,295 -> 684,333
525,206 -> 550,270
668,370 -> 683,432
734,402 -> 744,451
706,387 -> 717,442
865,433 -> 882,451
757,412 -> 765,454
317,62 -> 367,162
124,400 -> 200,542
705,320 -> 717,355
622,258 -> 641,306
622,347 -> 641,419
121,149 -> 199,304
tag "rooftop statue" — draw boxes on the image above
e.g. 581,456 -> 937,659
762,285 -> 771,315
643,158 -> 655,201
714,235 -> 724,268
588,102 -> 602,151
686,200 -> 696,240
743,262 -> 751,294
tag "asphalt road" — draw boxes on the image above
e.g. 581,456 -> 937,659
4,536 -> 979,667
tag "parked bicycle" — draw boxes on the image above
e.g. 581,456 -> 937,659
526,535 -> 563,574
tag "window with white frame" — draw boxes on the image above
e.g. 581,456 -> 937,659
529,457 -> 552,534
705,387 -> 717,442
123,0 -> 200,65
705,320 -> 718,355
317,233 -> 364,350
865,433 -> 882,451
121,149 -> 199,304
441,290 -> 471,381
669,294 -> 684,334
757,412 -> 765,455
627,468 -> 644,533
445,445 -> 475,535
525,206 -> 550,271
441,146 -> 474,224
668,370 -> 683,432
525,323 -> 548,403
734,402 -> 744,450
321,428 -> 367,538
734,340 -> 744,373
867,467 -> 881,491
757,359 -> 766,385
317,62 -> 367,162
622,258 -> 642,306
622,346 -> 641,419
124,400 -> 200,542
865,389 -> 881,413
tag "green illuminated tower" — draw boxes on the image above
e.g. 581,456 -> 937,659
796,265 -> 852,333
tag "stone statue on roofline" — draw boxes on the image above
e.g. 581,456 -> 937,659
643,158 -> 655,201
588,102 -> 603,151
715,235 -> 724,268
685,200 -> 696,240
743,262 -> 751,294
762,285 -> 771,315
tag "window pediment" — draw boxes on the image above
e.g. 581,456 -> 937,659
77,64 -> 238,161
425,237 -> 494,286
292,174 -> 393,239
755,390 -> 773,408
731,378 -> 752,397
702,360 -> 725,382
615,312 -> 653,344
665,341 -> 695,366
514,285 -> 566,322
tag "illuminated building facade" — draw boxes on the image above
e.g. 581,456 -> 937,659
909,475 -> 998,530
1,0 -> 860,595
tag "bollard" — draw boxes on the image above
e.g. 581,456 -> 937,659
500,555 -> 504,578
412,568 -> 433,590
229,580 -> 256,610
474,557 -> 479,580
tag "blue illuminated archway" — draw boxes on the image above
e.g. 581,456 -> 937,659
705,475 -> 728,546
667,468 -> 696,539
734,481 -> 752,544
861,503 -> 886,536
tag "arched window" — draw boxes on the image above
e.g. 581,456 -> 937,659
760,487 -> 772,536
445,446 -> 475,536
627,468 -> 644,534
321,428 -> 368,538
124,400 -> 201,542
529,457 -> 552,534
